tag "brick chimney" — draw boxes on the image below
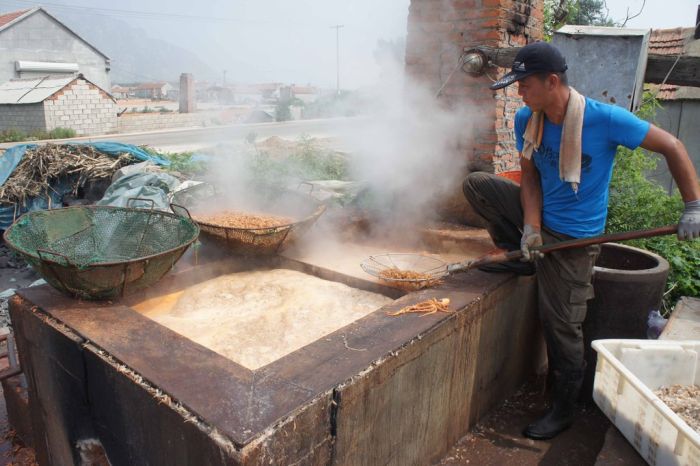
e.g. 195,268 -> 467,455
405,0 -> 544,222
179,73 -> 196,113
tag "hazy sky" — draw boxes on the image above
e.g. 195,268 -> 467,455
3,0 -> 412,88
2,0 -> 698,89
603,0 -> 697,29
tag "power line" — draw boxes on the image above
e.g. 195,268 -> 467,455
3,0 -> 315,27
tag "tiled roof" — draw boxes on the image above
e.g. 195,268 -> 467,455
0,8 -> 30,29
647,27 -> 699,100
648,27 -> 691,55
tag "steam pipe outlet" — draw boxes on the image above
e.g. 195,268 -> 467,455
461,49 -> 487,75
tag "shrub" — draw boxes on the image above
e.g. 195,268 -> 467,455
47,127 -> 76,139
0,127 -> 76,142
0,129 -> 27,142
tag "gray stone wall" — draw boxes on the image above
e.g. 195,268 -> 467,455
647,101 -> 700,194
44,79 -> 117,136
0,103 -> 46,133
0,9 -> 110,90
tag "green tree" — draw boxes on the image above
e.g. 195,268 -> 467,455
544,0 -> 616,40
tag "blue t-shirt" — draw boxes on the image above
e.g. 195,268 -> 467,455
515,98 -> 650,238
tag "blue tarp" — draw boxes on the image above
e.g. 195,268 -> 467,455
0,142 -> 171,230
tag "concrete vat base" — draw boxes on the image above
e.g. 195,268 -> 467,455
10,256 -> 538,465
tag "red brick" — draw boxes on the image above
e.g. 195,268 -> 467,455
470,29 -> 502,40
421,21 -> 455,33
449,0 -> 478,9
475,17 -> 503,29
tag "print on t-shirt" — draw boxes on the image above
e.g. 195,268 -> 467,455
536,145 -> 592,174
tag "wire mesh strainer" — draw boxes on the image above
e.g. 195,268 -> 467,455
3,201 -> 199,300
360,253 -> 448,290
172,188 -> 325,256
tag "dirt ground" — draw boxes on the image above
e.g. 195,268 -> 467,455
437,378 -> 611,465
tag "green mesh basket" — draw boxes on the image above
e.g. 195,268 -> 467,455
3,202 -> 199,300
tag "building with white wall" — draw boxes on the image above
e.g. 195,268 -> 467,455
0,7 -> 111,91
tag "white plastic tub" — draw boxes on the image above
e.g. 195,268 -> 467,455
592,339 -> 700,466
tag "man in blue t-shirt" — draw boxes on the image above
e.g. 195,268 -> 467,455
463,42 -> 700,440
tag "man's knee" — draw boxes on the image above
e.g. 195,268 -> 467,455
462,171 -> 493,202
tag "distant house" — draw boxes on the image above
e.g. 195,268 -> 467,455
110,85 -> 131,99
256,82 -> 283,100
166,88 -> 179,101
0,74 -> 117,136
231,84 -> 263,104
0,7 -> 111,91
203,85 -> 234,104
229,82 -> 286,105
646,27 -> 700,192
291,85 -> 319,104
134,82 -> 174,100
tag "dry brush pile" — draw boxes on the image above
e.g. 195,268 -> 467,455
0,144 -> 135,206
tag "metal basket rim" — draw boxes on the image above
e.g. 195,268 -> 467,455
191,203 -> 326,235
2,204 -> 200,269
360,253 -> 448,282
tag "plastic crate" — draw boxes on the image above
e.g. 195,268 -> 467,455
592,339 -> 700,466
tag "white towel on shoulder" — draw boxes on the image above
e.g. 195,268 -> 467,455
521,87 -> 586,193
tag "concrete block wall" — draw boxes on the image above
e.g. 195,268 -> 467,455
0,103 -> 46,133
44,79 -> 117,136
0,9 -> 111,91
116,111 -> 224,134
406,0 -> 543,174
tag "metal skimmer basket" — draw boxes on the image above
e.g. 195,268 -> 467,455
173,188 -> 326,256
360,253 -> 448,290
3,201 -> 200,300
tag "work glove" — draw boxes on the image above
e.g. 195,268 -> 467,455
520,224 -> 544,262
678,199 -> 700,240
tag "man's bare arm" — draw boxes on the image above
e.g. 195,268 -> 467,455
639,125 -> 700,202
639,125 -> 700,239
520,155 -> 543,229
519,155 -> 544,260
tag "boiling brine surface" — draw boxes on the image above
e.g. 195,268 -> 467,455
132,269 -> 392,369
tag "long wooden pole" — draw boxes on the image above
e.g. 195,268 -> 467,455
448,225 -> 678,274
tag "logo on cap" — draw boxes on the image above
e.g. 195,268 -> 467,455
513,61 -> 526,72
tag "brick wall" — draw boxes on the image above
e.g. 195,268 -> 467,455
0,103 -> 46,133
44,78 -> 117,136
405,0 -> 543,221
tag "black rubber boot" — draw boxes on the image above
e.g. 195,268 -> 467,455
523,370 -> 583,440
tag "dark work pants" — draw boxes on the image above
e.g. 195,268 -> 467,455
462,172 -> 600,377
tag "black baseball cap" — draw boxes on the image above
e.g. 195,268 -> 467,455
489,42 -> 568,90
